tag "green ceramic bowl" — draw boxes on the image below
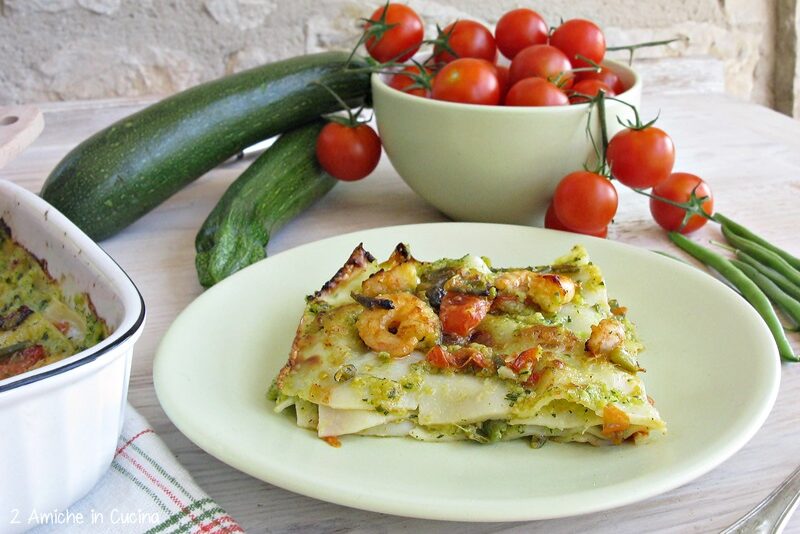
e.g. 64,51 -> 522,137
372,59 -> 642,226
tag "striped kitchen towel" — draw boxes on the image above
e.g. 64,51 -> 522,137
33,404 -> 243,534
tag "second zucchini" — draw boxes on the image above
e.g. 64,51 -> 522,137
196,121 -> 335,287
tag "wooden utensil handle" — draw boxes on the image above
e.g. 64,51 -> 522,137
0,106 -> 45,169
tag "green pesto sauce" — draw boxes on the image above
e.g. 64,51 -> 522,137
0,222 -> 109,375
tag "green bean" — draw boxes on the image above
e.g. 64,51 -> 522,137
669,232 -> 798,362
737,251 -> 800,302
721,225 -> 800,287
715,213 -> 800,270
731,259 -> 800,326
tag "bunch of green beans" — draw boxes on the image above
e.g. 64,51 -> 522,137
668,215 -> 800,362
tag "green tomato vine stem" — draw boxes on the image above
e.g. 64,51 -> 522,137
597,90 -> 610,176
606,37 -> 684,65
592,91 -> 711,231
313,81 -> 370,127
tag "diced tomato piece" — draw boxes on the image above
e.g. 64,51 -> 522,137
428,345 -> 494,371
55,321 -> 71,334
451,349 -> 470,367
610,303 -> 628,316
468,351 -> 491,370
322,436 -> 342,448
426,345 -> 454,368
509,347 -> 541,373
0,344 -> 47,380
451,347 -> 492,370
524,371 -> 541,387
469,329 -> 494,346
602,405 -> 630,437
439,292 -> 492,337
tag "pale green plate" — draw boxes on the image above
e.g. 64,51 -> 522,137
154,223 -> 780,522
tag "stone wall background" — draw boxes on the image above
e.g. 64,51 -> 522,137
0,0 -> 795,116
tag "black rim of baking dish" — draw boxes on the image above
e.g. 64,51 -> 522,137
0,264 -> 146,395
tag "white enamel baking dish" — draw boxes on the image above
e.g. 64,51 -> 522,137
0,179 -> 145,532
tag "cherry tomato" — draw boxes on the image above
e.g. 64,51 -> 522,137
431,58 -> 501,105
544,202 -> 569,231
550,19 -> 606,69
316,122 -> 381,181
505,77 -> 569,107
365,4 -> 424,63
606,126 -> 675,188
387,65 -> 432,97
650,172 -> 714,234
553,171 -> 618,233
494,8 -> 548,60
544,202 -> 608,237
569,79 -> 615,104
439,292 -> 492,337
495,64 -> 510,102
434,20 -> 497,64
508,45 -> 574,88
577,68 -> 625,94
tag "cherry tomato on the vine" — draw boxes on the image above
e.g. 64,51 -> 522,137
508,45 -> 574,88
550,19 -> 606,69
553,171 -> 618,233
505,78 -> 569,107
569,79 -> 615,104
316,122 -> 382,181
576,68 -> 625,94
544,202 -> 569,231
434,20 -> 497,64
431,58 -> 501,105
650,172 -> 714,234
545,202 -> 608,237
606,126 -> 675,188
387,65 -> 432,97
365,4 -> 424,63
494,8 -> 548,60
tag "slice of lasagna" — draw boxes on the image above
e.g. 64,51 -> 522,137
271,243 -> 665,447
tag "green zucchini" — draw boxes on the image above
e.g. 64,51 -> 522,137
196,121 -> 335,287
41,52 -> 370,240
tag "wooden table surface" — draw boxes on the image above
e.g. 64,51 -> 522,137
3,92 -> 799,533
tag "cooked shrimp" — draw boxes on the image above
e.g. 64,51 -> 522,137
356,292 -> 440,357
586,318 -> 626,357
361,262 -> 420,297
494,271 -> 575,313
519,324 -> 577,352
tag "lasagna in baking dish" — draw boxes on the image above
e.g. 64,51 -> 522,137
271,243 -> 665,447
0,220 -> 108,380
